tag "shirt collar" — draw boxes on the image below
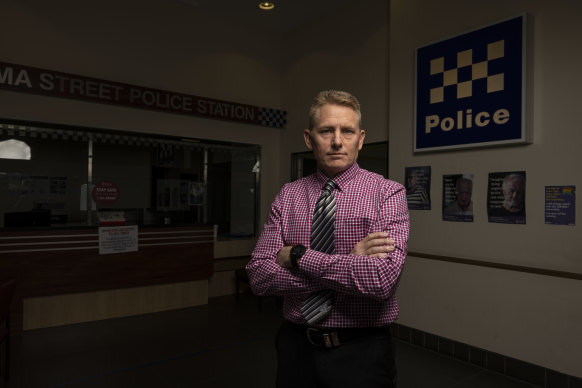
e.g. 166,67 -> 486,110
315,163 -> 360,192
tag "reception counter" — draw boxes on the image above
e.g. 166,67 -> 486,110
0,224 -> 214,332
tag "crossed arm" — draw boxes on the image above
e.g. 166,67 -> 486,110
276,232 -> 395,268
246,183 -> 409,301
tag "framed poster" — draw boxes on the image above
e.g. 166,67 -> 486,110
545,186 -> 575,226
443,174 -> 474,222
189,182 -> 206,206
487,171 -> 526,224
156,179 -> 190,210
414,15 -> 530,152
405,166 -> 431,210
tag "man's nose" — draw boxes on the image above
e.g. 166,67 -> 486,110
331,130 -> 343,147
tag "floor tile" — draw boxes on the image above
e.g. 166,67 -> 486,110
7,293 -> 554,388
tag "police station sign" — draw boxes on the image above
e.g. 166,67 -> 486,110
414,16 -> 530,152
0,61 -> 287,129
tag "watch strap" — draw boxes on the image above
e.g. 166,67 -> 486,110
290,245 -> 306,268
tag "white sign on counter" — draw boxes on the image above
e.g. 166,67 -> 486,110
98,225 -> 138,255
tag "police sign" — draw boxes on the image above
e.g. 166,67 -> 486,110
414,16 -> 530,152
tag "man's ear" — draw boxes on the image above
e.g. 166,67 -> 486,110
358,129 -> 366,150
304,129 -> 313,150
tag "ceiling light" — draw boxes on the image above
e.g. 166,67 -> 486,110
0,139 -> 31,160
259,2 -> 274,10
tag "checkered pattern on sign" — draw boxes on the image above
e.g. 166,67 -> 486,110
0,124 -> 237,153
429,40 -> 505,104
258,108 -> 287,128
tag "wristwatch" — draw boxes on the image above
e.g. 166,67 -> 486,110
290,245 -> 307,268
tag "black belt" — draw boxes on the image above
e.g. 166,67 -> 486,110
290,322 -> 391,348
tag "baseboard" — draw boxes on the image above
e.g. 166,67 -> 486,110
391,323 -> 581,387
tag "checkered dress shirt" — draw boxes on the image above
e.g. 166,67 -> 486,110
247,163 -> 409,328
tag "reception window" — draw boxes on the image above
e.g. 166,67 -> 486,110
291,141 -> 389,180
0,121 -> 260,237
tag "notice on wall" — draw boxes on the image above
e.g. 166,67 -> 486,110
487,171 -> 526,224
157,179 -> 190,210
545,186 -> 575,226
189,182 -> 205,206
99,225 -> 138,255
405,166 -> 431,210
92,181 -> 120,206
443,174 -> 474,222
8,174 -> 67,196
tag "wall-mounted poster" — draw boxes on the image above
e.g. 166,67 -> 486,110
545,186 -> 575,226
443,174 -> 474,222
156,145 -> 176,167
405,166 -> 431,210
415,15 -> 530,152
157,179 -> 190,210
189,182 -> 206,206
487,171 -> 526,224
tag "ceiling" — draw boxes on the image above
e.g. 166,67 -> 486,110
173,0 -> 360,34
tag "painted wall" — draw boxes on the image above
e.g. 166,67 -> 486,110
3,0 -> 580,377
280,1 -> 390,182
0,0 -> 283,233
0,0 -> 285,316
389,0 -> 582,376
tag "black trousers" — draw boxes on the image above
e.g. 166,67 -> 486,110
276,321 -> 397,388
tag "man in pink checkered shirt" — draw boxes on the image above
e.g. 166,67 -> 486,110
247,90 -> 409,388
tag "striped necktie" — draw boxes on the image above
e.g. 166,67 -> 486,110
301,179 -> 337,325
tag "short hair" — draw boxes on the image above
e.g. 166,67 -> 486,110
308,90 -> 362,130
502,173 -> 525,191
455,177 -> 473,191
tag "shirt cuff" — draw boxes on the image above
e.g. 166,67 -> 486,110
298,249 -> 327,278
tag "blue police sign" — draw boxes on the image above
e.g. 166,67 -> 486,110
414,16 -> 529,152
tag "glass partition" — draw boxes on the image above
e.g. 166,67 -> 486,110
291,141 -> 388,180
0,121 -> 260,237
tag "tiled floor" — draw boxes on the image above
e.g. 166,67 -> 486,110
6,294 -> 538,388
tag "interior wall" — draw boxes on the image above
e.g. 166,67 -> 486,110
280,1 -> 390,183
0,0 -> 283,235
389,0 -> 582,376
4,0 -> 581,376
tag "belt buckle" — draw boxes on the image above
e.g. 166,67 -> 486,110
306,328 -> 341,348
329,331 -> 341,347
306,328 -> 321,347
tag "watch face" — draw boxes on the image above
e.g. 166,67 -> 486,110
291,246 -> 300,257
292,245 -> 305,258
290,245 -> 305,268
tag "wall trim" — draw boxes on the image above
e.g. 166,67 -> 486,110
392,323 -> 581,386
408,251 -> 582,281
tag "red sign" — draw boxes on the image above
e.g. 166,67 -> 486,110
92,181 -> 120,206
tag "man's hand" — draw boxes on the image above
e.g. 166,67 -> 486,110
277,246 -> 293,268
277,233 -> 394,267
350,232 -> 395,258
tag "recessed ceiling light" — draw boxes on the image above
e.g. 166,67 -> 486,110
259,2 -> 274,10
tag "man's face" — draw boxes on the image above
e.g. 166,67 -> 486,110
406,173 -> 417,193
304,104 -> 365,177
456,180 -> 472,210
502,178 -> 525,212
